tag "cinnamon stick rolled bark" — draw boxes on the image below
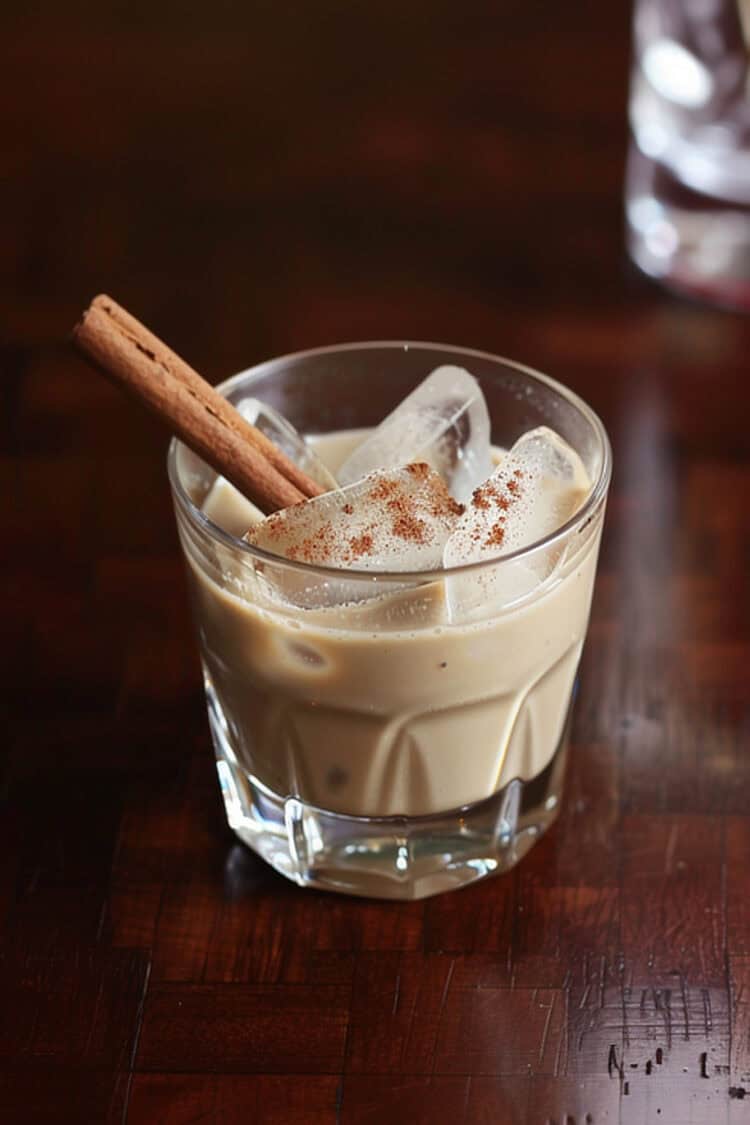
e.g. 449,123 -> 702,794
72,295 -> 325,514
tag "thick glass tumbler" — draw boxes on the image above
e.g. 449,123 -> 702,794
168,344 -> 611,899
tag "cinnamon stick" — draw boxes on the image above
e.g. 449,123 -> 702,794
72,295 -> 325,514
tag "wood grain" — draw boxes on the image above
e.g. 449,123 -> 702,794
3,0 -> 750,1121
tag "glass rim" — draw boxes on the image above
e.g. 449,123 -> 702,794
167,340 -> 612,582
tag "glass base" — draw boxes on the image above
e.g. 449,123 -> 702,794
626,143 -> 750,312
207,684 -> 572,900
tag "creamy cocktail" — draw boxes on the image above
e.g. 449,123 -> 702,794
169,344 -> 610,898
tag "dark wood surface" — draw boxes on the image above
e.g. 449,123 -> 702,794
3,3 -> 750,1122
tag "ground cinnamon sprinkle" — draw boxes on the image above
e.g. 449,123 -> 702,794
392,513 -> 428,543
471,484 -> 492,510
348,531 -> 373,558
288,520 -> 337,563
445,460 -> 529,558
368,478 -> 399,501
248,463 -> 466,566
431,493 -> 464,519
484,522 -> 506,548
471,480 -> 510,510
471,471 -> 523,513
263,514 -> 285,538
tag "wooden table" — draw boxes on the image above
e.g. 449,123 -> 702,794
3,3 -> 750,1122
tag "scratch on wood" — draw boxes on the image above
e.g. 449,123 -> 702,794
654,989 -> 673,1050
664,822 -> 679,875
578,1008 -> 595,1055
462,1076 -> 472,1122
607,1043 -> 617,1077
391,973 -> 401,1016
712,903 -> 723,966
438,959 -> 455,1017
680,974 -> 690,1041
663,916 -> 686,942
608,1043 -> 624,1083
702,987 -> 712,1035
620,962 -> 630,1048
402,983 -> 419,1071
553,989 -> 567,1078
730,965 -> 750,1094
699,936 -> 707,980
431,960 -> 455,1077
537,994 -> 556,1066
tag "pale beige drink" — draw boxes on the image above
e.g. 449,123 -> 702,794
187,429 -> 601,818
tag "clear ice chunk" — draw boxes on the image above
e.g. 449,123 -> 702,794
337,366 -> 492,502
202,396 -> 337,537
236,397 -> 338,492
444,426 -> 591,619
246,463 -> 464,575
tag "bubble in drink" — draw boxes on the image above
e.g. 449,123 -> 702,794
444,426 -> 591,619
246,462 -> 464,573
337,366 -> 492,502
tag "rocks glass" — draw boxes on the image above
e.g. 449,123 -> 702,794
168,344 -> 611,899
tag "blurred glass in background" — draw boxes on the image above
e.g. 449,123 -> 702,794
626,0 -> 750,309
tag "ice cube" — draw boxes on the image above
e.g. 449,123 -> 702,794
246,462 -> 464,574
236,397 -> 337,492
443,426 -> 591,619
337,366 -> 492,502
